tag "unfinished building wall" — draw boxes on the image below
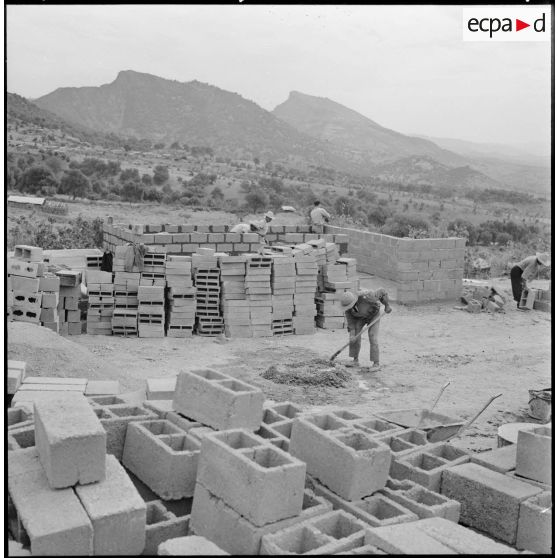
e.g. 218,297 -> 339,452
324,225 -> 465,304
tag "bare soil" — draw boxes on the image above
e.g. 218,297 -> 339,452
8,277 -> 550,454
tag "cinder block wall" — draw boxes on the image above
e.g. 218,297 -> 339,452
324,225 -> 465,304
103,224 -> 349,256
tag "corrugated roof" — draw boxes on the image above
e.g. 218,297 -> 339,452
8,195 -> 45,205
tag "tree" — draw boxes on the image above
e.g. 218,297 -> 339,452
60,169 -> 90,199
245,190 -> 269,213
119,168 -> 140,183
44,156 -> 63,175
170,141 -> 181,150
153,165 -> 170,185
18,165 -> 58,194
121,182 -> 143,202
141,173 -> 153,186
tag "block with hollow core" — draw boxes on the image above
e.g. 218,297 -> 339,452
75,455 -> 146,555
8,424 -> 36,451
260,510 -> 373,555
515,426 -> 552,484
516,491 -> 552,554
380,478 -> 460,522
7,407 -> 33,429
172,369 -> 264,431
306,476 -> 418,528
440,462 -> 542,544
34,395 -> 106,488
376,428 -> 430,458
143,500 -> 190,556
289,413 -> 391,500
158,536 -> 229,555
8,448 -> 94,556
91,403 -> 158,461
365,517 -> 517,554
389,442 -> 470,492
122,420 -> 201,500
196,429 -> 306,526
146,377 -> 177,400
190,483 -> 332,555
84,381 -> 120,396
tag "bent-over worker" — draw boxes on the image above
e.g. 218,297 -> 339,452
250,211 -> 274,253
510,252 -> 551,308
340,288 -> 392,371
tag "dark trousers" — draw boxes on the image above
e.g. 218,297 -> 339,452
346,312 -> 380,364
510,265 -> 524,305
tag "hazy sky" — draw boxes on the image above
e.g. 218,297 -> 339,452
6,4 -> 551,148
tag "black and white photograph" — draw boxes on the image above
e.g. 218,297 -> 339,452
6,2 -> 552,555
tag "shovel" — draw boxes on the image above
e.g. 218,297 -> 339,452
329,309 -> 386,362
416,381 -> 451,428
426,392 -> 503,443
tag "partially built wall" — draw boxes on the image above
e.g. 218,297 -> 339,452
324,225 -> 466,304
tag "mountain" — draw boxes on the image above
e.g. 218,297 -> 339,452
272,91 -> 466,167
32,70 -> 353,170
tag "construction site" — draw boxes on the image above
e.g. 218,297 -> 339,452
7,219 -> 552,556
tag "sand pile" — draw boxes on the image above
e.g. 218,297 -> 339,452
261,358 -> 352,388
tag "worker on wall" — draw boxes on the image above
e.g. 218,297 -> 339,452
309,200 -> 331,233
249,211 -> 274,253
340,288 -> 392,371
510,252 -> 550,309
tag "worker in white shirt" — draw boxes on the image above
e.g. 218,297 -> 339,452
230,222 -> 253,233
510,252 -> 551,308
231,211 -> 274,253
310,200 -> 331,227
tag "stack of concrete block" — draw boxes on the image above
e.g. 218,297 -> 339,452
257,401 -> 305,452
219,255 -> 251,338
113,270 -> 140,309
533,288 -> 551,312
39,274 -> 61,333
123,419 -> 201,500
8,360 -> 27,396
8,394 -> 147,555
289,249 -> 317,334
172,368 -> 265,430
190,428 -> 309,555
141,249 -> 167,287
194,259 -> 223,336
112,308 -> 138,337
59,271 -> 84,336
441,462 -> 543,546
138,286 -> 165,338
290,411 -> 392,501
246,255 -> 273,337
8,245 -> 44,326
85,270 -> 114,337
516,490 -> 552,553
271,256 -> 295,336
165,256 -> 195,338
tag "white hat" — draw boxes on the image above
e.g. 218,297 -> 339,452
264,211 -> 274,220
536,252 -> 551,266
340,291 -> 358,310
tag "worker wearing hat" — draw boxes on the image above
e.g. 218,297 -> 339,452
250,211 -> 274,254
510,252 -> 551,309
340,288 -> 392,371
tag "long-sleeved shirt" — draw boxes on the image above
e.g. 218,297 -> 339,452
251,219 -> 269,238
516,255 -> 541,282
346,288 -> 389,321
310,207 -> 331,225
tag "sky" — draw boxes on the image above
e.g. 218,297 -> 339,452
6,4 -> 552,150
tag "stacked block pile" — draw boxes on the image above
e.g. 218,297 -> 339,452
8,366 -> 552,555
519,287 -> 552,312
57,270 -> 84,336
315,256 -> 359,330
220,255 -> 251,338
193,250 -> 224,336
166,256 -> 195,338
246,255 -> 274,338
138,286 -> 165,338
271,256 -> 296,336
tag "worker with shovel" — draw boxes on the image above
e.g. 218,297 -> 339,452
340,288 -> 392,371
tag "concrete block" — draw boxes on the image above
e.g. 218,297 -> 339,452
122,420 -> 201,500
441,462 -> 542,544
147,377 -> 177,400
158,536 -> 229,555
12,390 -> 87,409
8,424 -> 36,451
376,428 -> 429,457
142,399 -> 174,418
390,442 -> 470,491
7,407 -> 33,429
196,429 -> 306,526
515,426 -> 551,484
191,482 -> 332,555
8,541 -> 31,556
75,455 -> 146,555
381,478 -> 460,522
307,476 -> 418,528
172,369 -> 264,431
470,444 -> 517,473
143,500 -> 190,555
8,361 -> 26,394
516,491 -> 552,554
290,413 -> 391,500
8,448 -> 94,555
34,395 -> 106,488
85,380 -> 120,396
260,510 -> 372,555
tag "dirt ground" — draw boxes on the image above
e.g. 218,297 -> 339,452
8,277 -> 551,454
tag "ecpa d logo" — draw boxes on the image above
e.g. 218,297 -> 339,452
463,7 -> 550,42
